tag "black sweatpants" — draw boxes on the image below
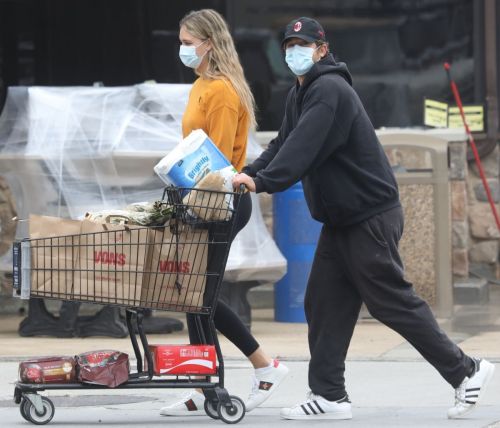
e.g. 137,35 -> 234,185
187,192 -> 260,357
305,205 -> 474,401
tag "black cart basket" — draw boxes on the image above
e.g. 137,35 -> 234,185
12,186 -> 246,425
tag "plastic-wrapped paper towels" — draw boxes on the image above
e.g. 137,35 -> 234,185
154,129 -> 237,221
154,129 -> 233,187
0,84 -> 286,284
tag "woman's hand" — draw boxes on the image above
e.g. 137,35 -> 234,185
233,173 -> 256,192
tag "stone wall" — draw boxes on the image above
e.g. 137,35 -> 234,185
449,142 -> 500,280
466,145 -> 500,276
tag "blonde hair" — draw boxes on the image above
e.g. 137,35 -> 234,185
180,9 -> 257,130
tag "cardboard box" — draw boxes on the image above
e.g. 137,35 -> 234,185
147,344 -> 217,375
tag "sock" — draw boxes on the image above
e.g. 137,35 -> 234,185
255,360 -> 274,376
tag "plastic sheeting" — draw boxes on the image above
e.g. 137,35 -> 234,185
0,84 -> 286,284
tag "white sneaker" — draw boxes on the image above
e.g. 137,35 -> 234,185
160,390 -> 205,416
448,358 -> 495,419
245,359 -> 289,412
280,392 -> 352,420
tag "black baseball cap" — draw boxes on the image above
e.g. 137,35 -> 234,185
281,17 -> 327,48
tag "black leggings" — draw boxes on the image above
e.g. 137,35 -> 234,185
186,192 -> 259,357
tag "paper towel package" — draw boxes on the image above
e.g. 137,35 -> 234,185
154,129 -> 232,188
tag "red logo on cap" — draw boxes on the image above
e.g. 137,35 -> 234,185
293,22 -> 302,32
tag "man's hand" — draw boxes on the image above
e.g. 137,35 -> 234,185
233,173 -> 256,192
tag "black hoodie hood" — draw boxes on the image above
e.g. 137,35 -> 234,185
295,54 -> 353,108
302,54 -> 353,88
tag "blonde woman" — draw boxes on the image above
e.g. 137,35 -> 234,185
160,9 -> 288,417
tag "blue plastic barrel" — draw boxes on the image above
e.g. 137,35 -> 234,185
273,182 -> 322,322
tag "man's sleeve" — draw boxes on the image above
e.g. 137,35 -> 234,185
242,129 -> 284,177
253,97 -> 346,194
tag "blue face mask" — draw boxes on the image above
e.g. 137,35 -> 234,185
179,40 -> 207,69
285,45 -> 318,76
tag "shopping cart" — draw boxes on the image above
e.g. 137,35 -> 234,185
12,186 -> 247,425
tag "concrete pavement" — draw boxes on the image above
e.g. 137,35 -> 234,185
0,308 -> 499,426
0,360 -> 499,427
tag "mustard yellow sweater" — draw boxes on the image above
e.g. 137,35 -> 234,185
182,77 -> 249,171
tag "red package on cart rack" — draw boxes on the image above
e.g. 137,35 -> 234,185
18,356 -> 77,384
76,350 -> 129,388
147,345 -> 217,375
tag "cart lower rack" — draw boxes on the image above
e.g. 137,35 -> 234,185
12,187 -> 246,424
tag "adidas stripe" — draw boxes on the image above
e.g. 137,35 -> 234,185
307,403 -> 317,414
313,400 -> 325,413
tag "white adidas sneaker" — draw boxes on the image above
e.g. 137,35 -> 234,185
448,358 -> 495,419
160,390 -> 205,416
280,392 -> 352,420
245,359 -> 289,412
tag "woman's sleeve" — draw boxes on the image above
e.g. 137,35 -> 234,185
205,85 -> 240,163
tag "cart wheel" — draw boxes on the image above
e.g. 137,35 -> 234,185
23,396 -> 55,425
204,398 -> 220,419
217,395 -> 245,424
19,398 -> 30,422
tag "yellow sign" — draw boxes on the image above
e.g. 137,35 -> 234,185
424,99 -> 485,132
448,105 -> 484,132
424,99 -> 448,128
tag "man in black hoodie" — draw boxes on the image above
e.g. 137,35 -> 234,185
233,17 -> 495,421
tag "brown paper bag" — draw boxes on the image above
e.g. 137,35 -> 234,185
29,215 -> 82,298
73,220 -> 148,305
141,226 -> 208,311
182,172 -> 231,221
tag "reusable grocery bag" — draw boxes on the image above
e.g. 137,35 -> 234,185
141,226 -> 208,311
28,214 -> 82,298
72,221 -> 148,305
